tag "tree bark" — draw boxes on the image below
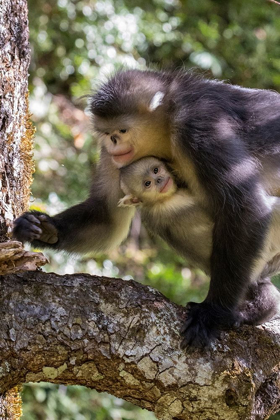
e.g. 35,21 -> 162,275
0,271 -> 280,420
0,0 -> 33,242
0,0 -> 33,417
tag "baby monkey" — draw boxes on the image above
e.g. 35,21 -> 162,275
119,157 -> 280,326
119,156 -> 212,273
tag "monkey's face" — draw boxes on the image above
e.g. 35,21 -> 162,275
93,113 -> 171,168
119,157 -> 176,207
140,162 -> 176,203
94,115 -> 134,166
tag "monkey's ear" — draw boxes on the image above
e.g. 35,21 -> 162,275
118,195 -> 142,207
149,91 -> 165,111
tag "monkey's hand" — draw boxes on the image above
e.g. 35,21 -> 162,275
13,211 -> 58,245
180,301 -> 240,350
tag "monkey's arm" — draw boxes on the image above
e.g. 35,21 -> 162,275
179,126 -> 271,348
13,149 -> 135,253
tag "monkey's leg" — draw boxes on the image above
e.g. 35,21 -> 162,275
177,125 -> 271,349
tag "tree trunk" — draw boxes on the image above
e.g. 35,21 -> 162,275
0,271 -> 280,420
0,0 -> 32,417
0,0 -> 33,241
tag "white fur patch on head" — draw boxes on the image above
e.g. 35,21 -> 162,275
149,91 -> 165,111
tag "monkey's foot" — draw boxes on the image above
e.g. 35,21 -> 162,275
13,211 -> 58,244
239,279 -> 280,326
180,301 -> 238,350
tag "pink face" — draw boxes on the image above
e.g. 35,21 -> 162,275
94,113 -> 170,168
93,89 -> 172,169
140,159 -> 176,200
118,156 -> 177,209
94,116 -> 138,167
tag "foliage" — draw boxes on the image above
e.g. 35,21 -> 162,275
25,0 -> 280,418
22,383 -> 155,419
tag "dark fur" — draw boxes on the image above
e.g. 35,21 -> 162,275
13,69 -> 280,348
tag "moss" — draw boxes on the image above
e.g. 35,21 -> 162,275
19,94 -> 36,213
4,386 -> 22,420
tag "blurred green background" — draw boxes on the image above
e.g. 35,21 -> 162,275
23,0 -> 280,418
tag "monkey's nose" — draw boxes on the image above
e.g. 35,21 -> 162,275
156,177 -> 163,184
110,135 -> 117,145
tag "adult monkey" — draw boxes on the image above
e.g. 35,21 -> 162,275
13,69 -> 280,348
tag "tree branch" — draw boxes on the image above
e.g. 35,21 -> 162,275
0,272 -> 280,419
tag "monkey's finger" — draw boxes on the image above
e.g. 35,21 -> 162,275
40,233 -> 58,244
26,214 -> 41,225
40,221 -> 58,235
37,214 -> 50,222
30,225 -> 43,235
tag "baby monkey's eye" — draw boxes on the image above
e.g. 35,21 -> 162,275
153,167 -> 158,174
144,180 -> 151,188
104,132 -> 109,135
119,129 -> 127,133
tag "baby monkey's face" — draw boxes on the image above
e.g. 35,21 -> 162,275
119,157 -> 176,207
140,160 -> 175,202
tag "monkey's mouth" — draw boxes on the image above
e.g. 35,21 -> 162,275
111,148 -> 134,165
160,177 -> 173,193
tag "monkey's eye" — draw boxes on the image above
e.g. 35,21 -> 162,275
153,167 -> 158,174
119,129 -> 127,133
104,132 -> 109,135
144,180 -> 151,188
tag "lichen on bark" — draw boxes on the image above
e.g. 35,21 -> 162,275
0,387 -> 22,420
